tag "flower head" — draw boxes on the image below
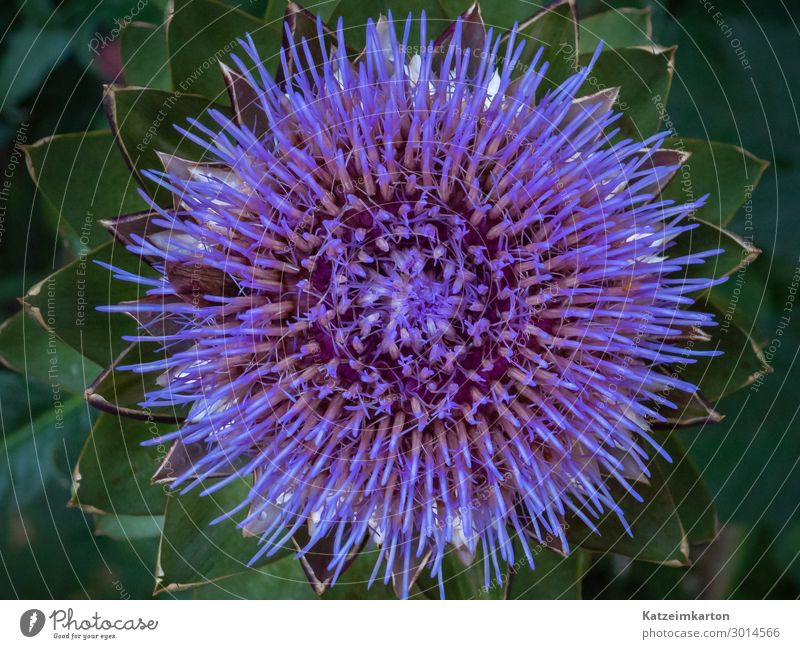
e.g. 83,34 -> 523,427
106,10 -> 720,597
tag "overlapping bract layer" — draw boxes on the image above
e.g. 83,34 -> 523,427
106,13 -> 720,597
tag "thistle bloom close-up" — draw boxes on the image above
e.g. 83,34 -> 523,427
101,10 -> 722,598
5,0 -> 791,614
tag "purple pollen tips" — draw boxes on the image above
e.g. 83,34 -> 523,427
110,13 -> 720,598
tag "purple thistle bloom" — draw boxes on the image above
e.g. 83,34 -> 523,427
103,11 -> 722,597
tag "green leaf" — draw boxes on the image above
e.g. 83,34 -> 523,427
121,22 -> 172,91
327,0 -> 472,50
94,513 -> 165,540
567,463 -> 690,566
104,86 -> 232,203
669,217 -> 760,281
417,547 -> 507,599
71,413 -> 174,516
222,0 -> 270,17
478,1 -> 544,32
24,131 -> 148,247
0,397 -> 92,507
156,478 -> 291,592
579,45 -> 675,137
579,7 -> 652,53
511,0 -> 578,96
265,1 -> 340,26
0,310 -> 101,394
0,371 -> 52,434
85,342 -> 187,423
166,0 -> 283,99
677,300 -> 770,400
505,543 -> 583,599
0,27 -> 72,109
190,539 -> 396,599
653,387 -> 722,429
191,558 -> 317,598
21,241 -> 154,367
657,435 -> 717,544
319,547 -> 396,599
661,138 -> 769,228
264,0 -> 290,28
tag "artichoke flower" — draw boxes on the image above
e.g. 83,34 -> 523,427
7,0 -> 769,599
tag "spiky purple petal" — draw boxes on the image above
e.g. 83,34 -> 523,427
105,14 -> 722,598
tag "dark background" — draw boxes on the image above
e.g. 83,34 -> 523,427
0,0 -> 798,598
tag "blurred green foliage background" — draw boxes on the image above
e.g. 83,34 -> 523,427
0,0 -> 798,598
